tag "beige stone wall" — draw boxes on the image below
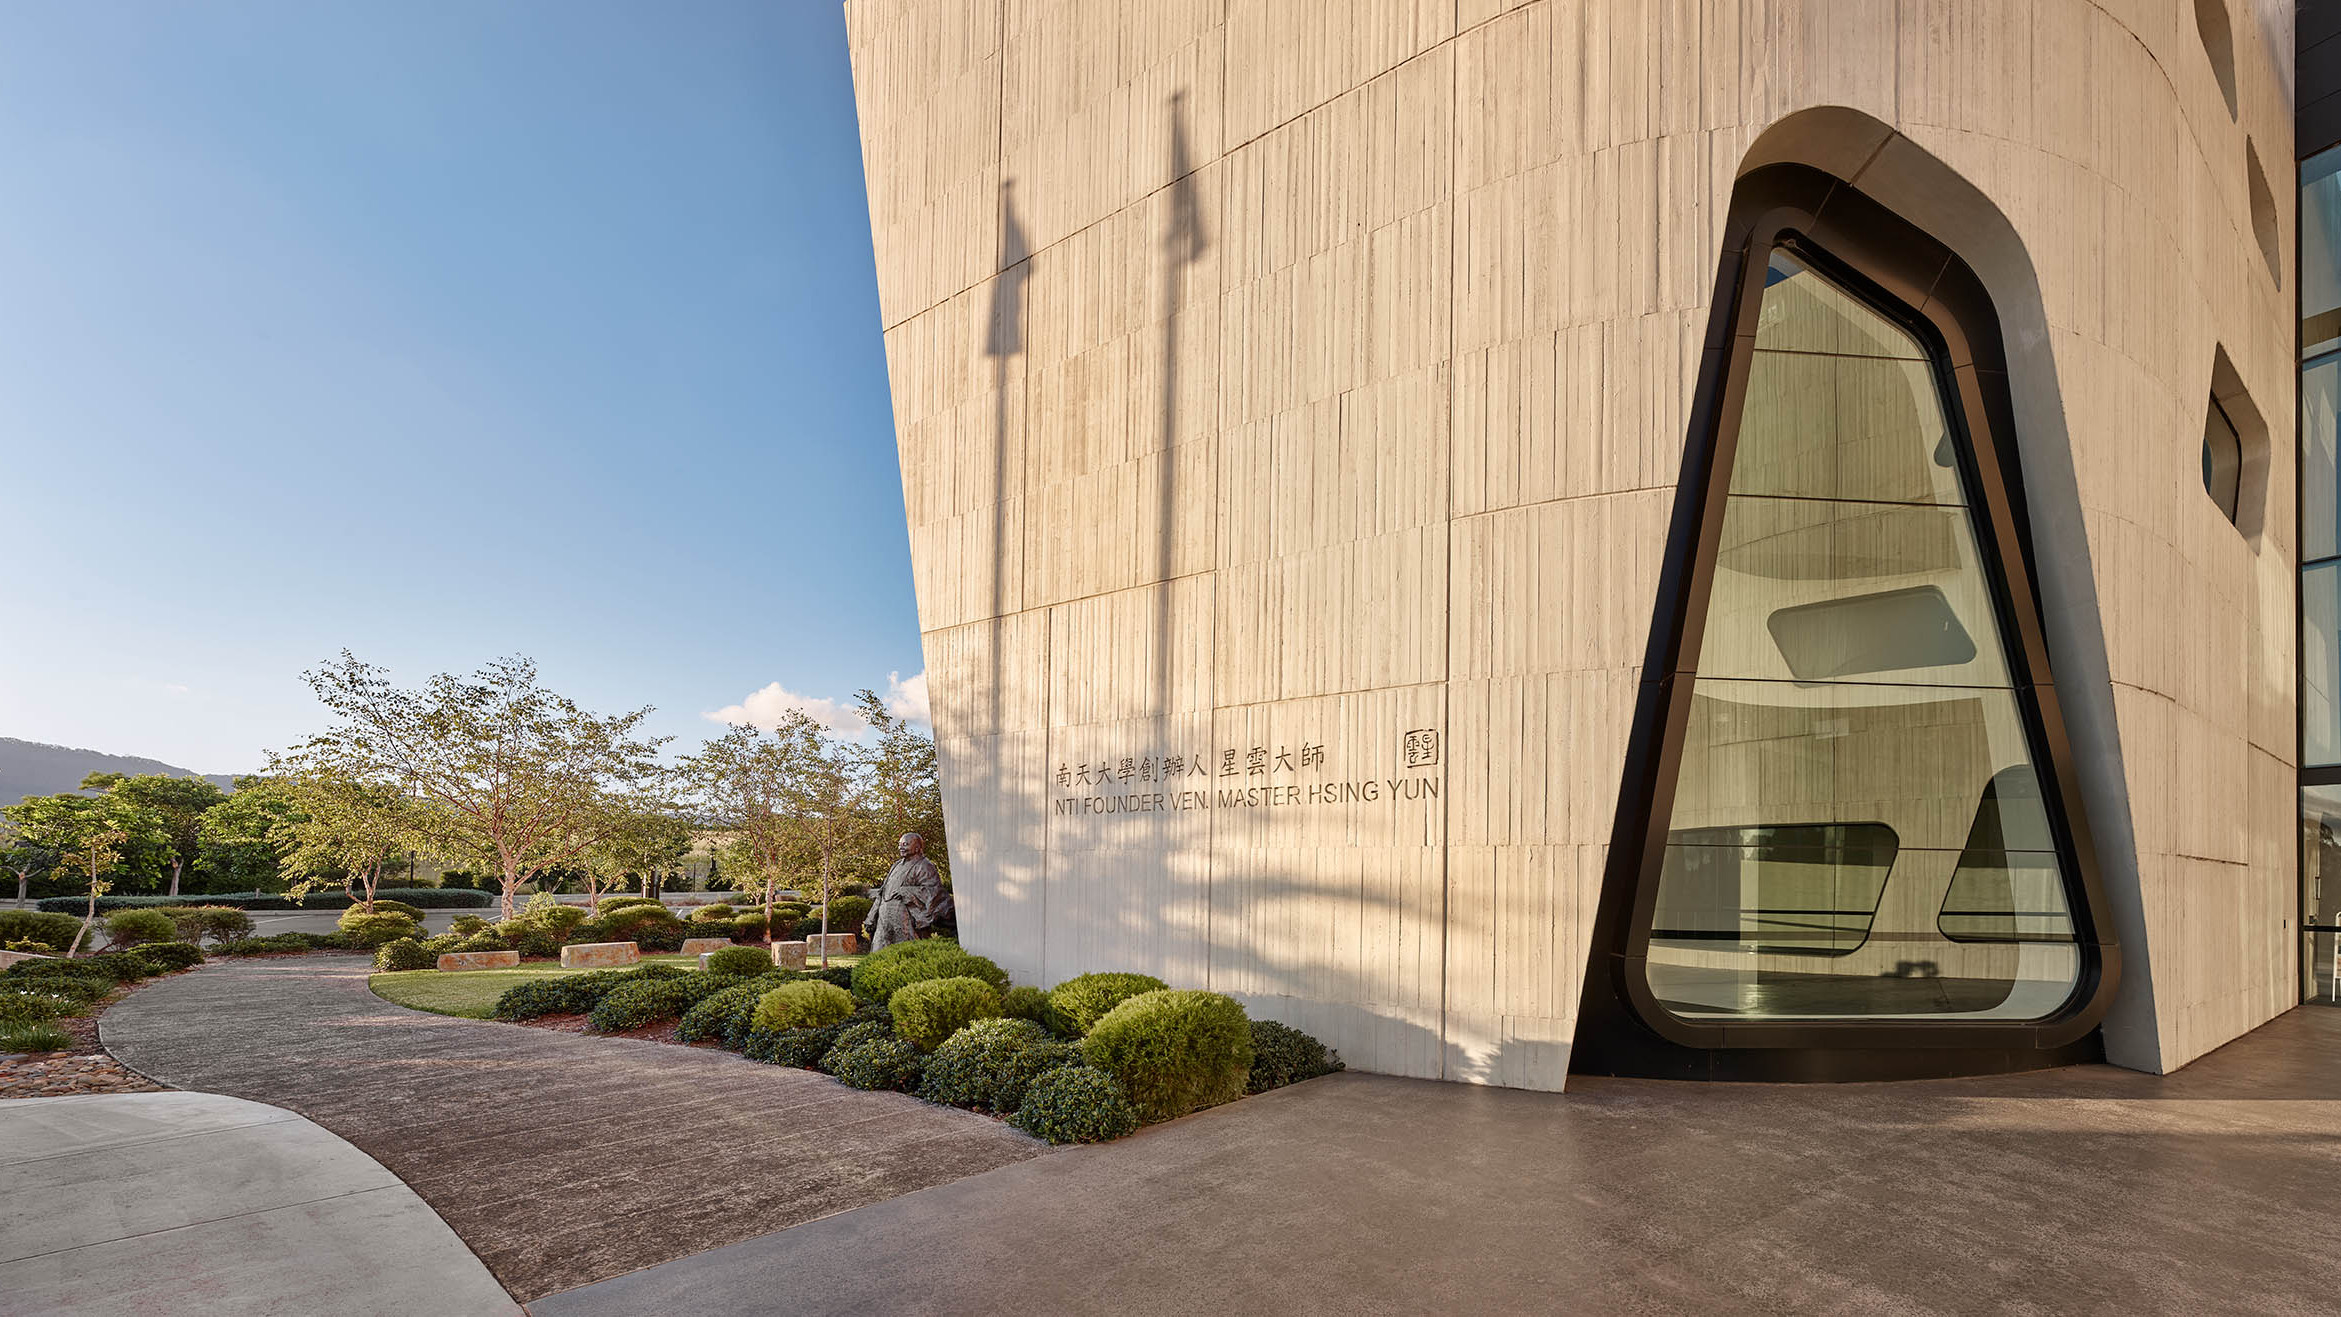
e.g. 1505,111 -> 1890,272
849,0 -> 2298,1086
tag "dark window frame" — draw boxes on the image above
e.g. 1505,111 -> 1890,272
1570,164 -> 2122,1081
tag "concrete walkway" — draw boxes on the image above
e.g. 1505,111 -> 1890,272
100,957 -> 1041,1303
0,1091 -> 516,1317
538,1006 -> 2341,1316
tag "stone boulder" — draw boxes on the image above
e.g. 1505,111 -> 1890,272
559,941 -> 641,969
435,950 -> 520,972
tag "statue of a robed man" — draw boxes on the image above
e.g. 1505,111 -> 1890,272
864,832 -> 949,951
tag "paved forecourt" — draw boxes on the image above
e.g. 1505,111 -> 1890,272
538,1007 -> 2341,1316
0,1091 -> 517,1317
100,956 -> 1042,1303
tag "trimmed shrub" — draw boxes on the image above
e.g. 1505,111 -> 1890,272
32,887 -> 492,914
1081,990 -> 1252,1123
0,971 -> 111,1008
705,945 -> 773,977
634,962 -> 690,981
728,913 -> 768,940
128,942 -> 204,972
850,939 -> 1008,1004
103,909 -> 178,949
822,896 -> 872,932
493,921 -> 562,959
0,991 -> 67,1025
0,910 -> 89,948
449,915 -> 492,937
152,905 -> 253,944
1046,972 -> 1169,1037
491,968 -> 640,1020
1246,1020 -> 1343,1093
750,980 -> 855,1033
420,934 -> 463,954
998,985 -> 1050,1026
679,980 -> 781,1044
890,976 -> 1002,1050
1011,1065 -> 1140,1144
817,1018 -> 897,1071
3,939 -> 55,954
588,979 -> 695,1031
774,903 -> 810,923
336,912 -> 422,949
632,919 -> 688,953
452,932 -> 511,953
830,1036 -> 925,1091
355,899 -> 425,922
596,896 -> 665,915
690,903 -> 737,922
837,882 -> 871,898
532,904 -> 590,934
746,1021 -> 849,1067
0,1021 -> 73,1053
374,938 -> 435,972
37,952 -> 155,983
804,964 -> 855,990
918,1017 -> 1080,1112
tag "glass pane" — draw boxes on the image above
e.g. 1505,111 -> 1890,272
2309,563 -> 2341,770
2303,145 -> 2341,359
1730,252 -> 1965,505
1654,823 -> 1898,956
2306,355 -> 2339,563
1667,680 -> 2044,855
1697,498 -> 2010,686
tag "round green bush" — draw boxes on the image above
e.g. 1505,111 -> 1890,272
532,904 -> 590,933
689,903 -> 737,922
918,1017 -> 1080,1111
492,968 -> 641,1020
728,913 -> 769,940
103,909 -> 178,949
746,1021 -> 847,1067
128,942 -> 204,972
336,912 -> 422,949
374,938 -> 435,972
597,897 -> 669,918
705,945 -> 772,977
360,899 -> 425,921
679,980 -> 775,1044
997,985 -> 1050,1025
152,905 -> 253,944
452,932 -> 510,953
588,979 -> 694,1031
0,910 -> 90,948
774,903 -> 810,922
420,933 -> 463,954
449,915 -> 492,937
822,895 -> 872,931
850,939 -> 1009,1004
1081,989 -> 1252,1123
750,980 -> 856,1033
0,1021 -> 73,1053
1246,1020 -> 1344,1093
829,1036 -> 925,1091
890,976 -> 1002,1050
492,921 -> 561,959
1011,1065 -> 1140,1144
817,1018 -> 897,1072
1046,972 -> 1170,1037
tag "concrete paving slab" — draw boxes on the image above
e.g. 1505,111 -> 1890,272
535,1006 -> 2341,1317
0,1092 -> 516,1317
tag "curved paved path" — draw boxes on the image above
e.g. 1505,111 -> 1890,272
102,957 -> 1042,1302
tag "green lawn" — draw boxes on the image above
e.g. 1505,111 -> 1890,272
369,952 -> 863,1019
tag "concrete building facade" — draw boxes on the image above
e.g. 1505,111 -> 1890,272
848,0 -> 2305,1088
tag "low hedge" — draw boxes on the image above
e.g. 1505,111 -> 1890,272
103,909 -> 178,948
750,980 -> 856,1034
705,945 -> 773,977
1080,989 -> 1251,1123
127,942 -> 205,972
918,1017 -> 1079,1112
338,913 -> 423,949
375,938 -> 436,972
818,1018 -> 897,1071
850,939 -> 1008,1004
746,1021 -> 849,1067
689,904 -> 737,923
153,906 -> 254,944
588,979 -> 697,1031
997,985 -> 1050,1025
829,1036 -> 926,1091
493,921 -> 562,959
1246,1020 -> 1343,1093
0,911 -> 86,948
1011,1065 -> 1140,1144
34,888 -> 493,913
1046,972 -> 1169,1037
344,899 -> 424,922
493,968 -> 646,1020
890,976 -> 1002,1050
678,978 -> 788,1044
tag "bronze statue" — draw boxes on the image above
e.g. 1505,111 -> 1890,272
864,832 -> 947,951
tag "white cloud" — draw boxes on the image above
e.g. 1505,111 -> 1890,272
703,670 -> 932,737
702,682 -> 864,735
161,683 -> 191,696
884,670 -> 930,727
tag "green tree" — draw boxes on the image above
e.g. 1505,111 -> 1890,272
297,652 -> 672,921
850,689 -> 947,883
1,815 -> 58,905
771,713 -> 868,965
83,772 -> 227,898
581,805 -> 693,912
4,793 -> 169,956
683,718 -> 818,953
271,767 -> 422,913
197,776 -> 302,891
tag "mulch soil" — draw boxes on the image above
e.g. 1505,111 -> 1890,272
0,978 -> 169,1100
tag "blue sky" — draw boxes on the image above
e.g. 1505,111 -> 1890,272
0,2 -> 921,772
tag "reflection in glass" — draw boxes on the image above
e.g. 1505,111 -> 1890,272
2303,785 -> 2341,1004
2306,356 -> 2339,564
1645,250 -> 2081,1024
2309,563 -> 2341,771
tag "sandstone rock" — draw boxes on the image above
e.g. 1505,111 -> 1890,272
436,950 -> 521,972
560,941 -> 640,969
772,941 -> 807,970
680,938 -> 732,957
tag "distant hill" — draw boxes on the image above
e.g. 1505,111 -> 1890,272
0,737 -> 239,809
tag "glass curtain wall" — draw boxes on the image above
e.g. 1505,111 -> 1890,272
1643,249 -> 2082,1022
2300,146 -> 2341,1003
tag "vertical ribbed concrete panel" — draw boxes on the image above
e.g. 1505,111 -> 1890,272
850,0 -> 2297,1086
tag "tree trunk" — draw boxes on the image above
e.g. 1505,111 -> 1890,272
14,870 -> 26,905
67,868 -> 97,958
500,876 -> 519,923
167,857 -> 182,899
